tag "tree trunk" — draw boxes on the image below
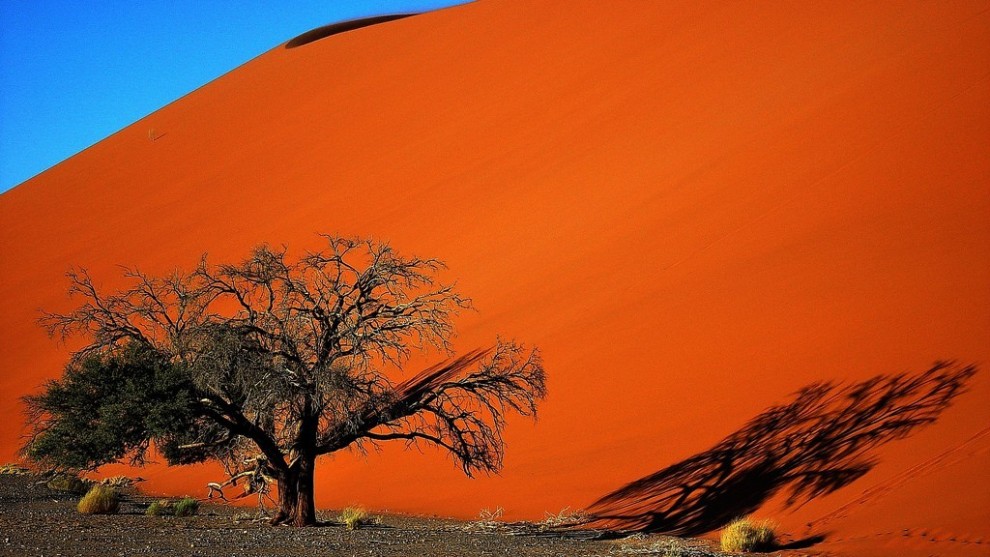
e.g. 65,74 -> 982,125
293,455 -> 317,526
269,462 -> 317,526
272,400 -> 319,526
290,398 -> 318,526
271,470 -> 298,526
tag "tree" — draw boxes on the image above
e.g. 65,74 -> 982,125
24,236 -> 546,526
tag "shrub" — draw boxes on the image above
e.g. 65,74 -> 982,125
174,497 -> 200,517
47,474 -> 92,494
339,507 -> 368,530
720,517 -> 777,552
77,485 -> 120,515
146,500 -> 173,516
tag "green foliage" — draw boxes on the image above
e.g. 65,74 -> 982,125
174,497 -> 200,517
146,500 -> 172,516
46,473 -> 92,494
24,344 -> 201,470
339,506 -> 368,530
77,484 -> 120,514
720,517 -> 777,552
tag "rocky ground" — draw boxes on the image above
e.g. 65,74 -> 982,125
0,475 -> 731,557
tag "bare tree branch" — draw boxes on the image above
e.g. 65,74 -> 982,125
27,235 -> 543,527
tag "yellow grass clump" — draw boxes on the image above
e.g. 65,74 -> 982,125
77,484 -> 120,515
720,517 -> 777,552
339,506 -> 368,530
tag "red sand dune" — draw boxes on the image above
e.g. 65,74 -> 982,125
1,2 -> 988,555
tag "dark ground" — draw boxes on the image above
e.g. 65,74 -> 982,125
0,475 -> 733,557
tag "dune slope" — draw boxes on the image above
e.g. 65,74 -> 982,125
1,2 -> 988,555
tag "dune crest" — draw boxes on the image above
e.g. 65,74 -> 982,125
284,14 -> 416,49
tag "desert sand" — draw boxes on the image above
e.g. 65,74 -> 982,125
1,2 -> 988,556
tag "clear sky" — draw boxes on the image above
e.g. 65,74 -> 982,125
0,0 -> 469,194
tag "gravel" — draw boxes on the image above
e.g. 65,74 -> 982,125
0,475 -> 728,557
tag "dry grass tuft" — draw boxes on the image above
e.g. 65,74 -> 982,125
339,506 -> 368,530
0,463 -> 31,476
77,484 -> 119,515
101,475 -> 140,487
146,500 -> 173,516
478,506 -> 504,523
720,517 -> 777,552
146,497 -> 198,517
618,536 -> 727,556
174,497 -> 199,517
540,506 -> 590,529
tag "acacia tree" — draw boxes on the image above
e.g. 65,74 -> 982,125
24,236 -> 546,526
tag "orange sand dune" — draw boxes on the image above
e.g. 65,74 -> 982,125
1,2 -> 988,555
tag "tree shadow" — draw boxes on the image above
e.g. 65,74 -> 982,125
584,361 -> 977,537
777,534 -> 828,550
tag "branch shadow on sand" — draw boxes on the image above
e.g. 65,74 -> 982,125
584,361 -> 978,538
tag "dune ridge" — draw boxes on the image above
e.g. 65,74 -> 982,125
1,2 -> 988,555
284,14 -> 416,49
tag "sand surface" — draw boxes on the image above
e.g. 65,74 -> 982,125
1,2 -> 988,556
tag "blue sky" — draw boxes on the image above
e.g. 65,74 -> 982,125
0,0 -> 468,194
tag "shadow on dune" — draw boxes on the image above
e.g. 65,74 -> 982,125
285,14 -> 417,49
585,361 -> 977,537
